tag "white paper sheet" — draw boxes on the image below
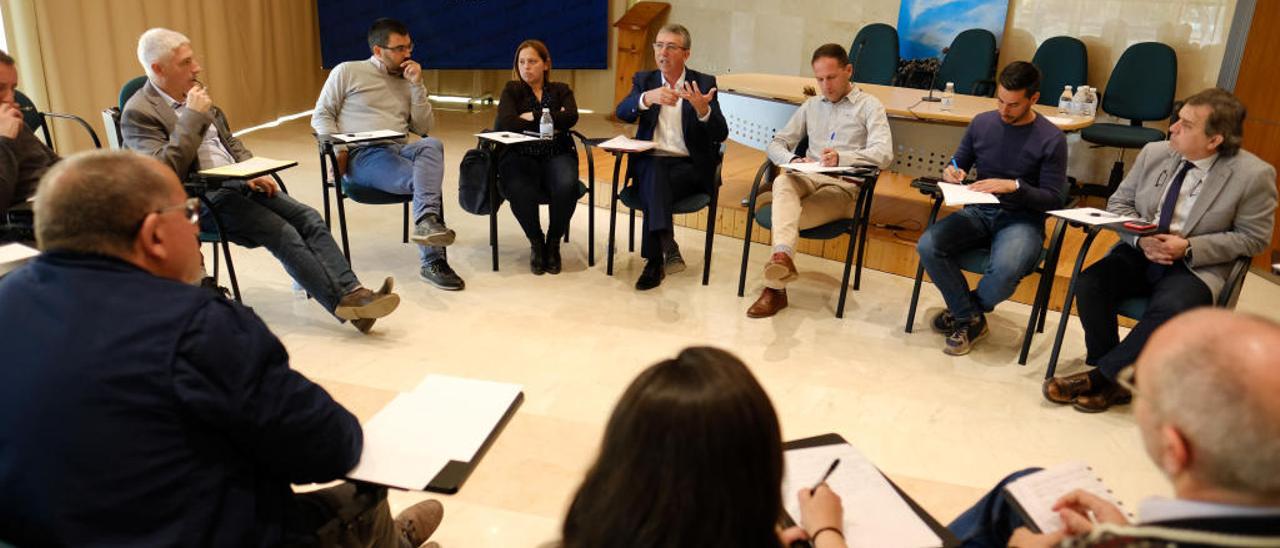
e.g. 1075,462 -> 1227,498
0,243 -> 38,277
331,129 -> 405,143
779,162 -> 850,174
1048,207 -> 1138,226
345,374 -> 523,491
596,135 -> 656,152
937,182 -> 1000,206
475,131 -> 539,145
197,157 -> 296,178
1004,461 -> 1129,534
782,444 -> 942,548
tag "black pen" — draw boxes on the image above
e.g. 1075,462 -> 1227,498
810,458 -> 841,494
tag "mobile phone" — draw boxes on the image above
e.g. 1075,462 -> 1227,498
1123,221 -> 1158,233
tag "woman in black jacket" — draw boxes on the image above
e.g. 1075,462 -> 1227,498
495,39 -> 580,275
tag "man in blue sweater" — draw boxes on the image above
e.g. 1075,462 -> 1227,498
916,61 -> 1068,355
0,151 -> 442,547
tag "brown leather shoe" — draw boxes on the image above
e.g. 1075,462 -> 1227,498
763,252 -> 799,285
1073,383 -> 1133,413
747,288 -> 788,318
334,277 -> 401,320
1043,371 -> 1093,404
395,498 -> 444,547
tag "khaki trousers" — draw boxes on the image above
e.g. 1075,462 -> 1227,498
760,172 -> 860,288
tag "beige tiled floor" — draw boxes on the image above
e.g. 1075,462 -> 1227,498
233,110 -> 1280,547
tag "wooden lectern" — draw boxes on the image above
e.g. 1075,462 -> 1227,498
612,2 -> 670,115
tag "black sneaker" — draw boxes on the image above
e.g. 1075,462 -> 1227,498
419,259 -> 465,291
930,309 -> 956,333
944,314 -> 989,356
411,214 -> 456,247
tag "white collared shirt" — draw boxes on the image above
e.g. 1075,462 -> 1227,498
151,81 -> 236,169
638,69 -> 712,157
1155,153 -> 1218,235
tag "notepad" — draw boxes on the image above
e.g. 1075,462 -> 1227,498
782,443 -> 943,548
346,374 -> 523,491
0,243 -> 38,277
331,129 -> 405,143
779,162 -> 851,174
1003,461 -> 1130,534
938,182 -> 1000,206
1048,207 -> 1138,226
596,135 -> 656,152
197,157 -> 297,179
475,131 -> 539,144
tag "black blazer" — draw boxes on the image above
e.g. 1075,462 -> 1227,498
614,68 -> 728,187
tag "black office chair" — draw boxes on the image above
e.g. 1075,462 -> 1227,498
15,91 -> 101,151
315,136 -> 411,268
606,145 -> 725,286
1077,42 -> 1177,199
903,178 -> 1069,365
472,129 -> 597,271
935,29 -> 999,97
736,151 -> 880,318
849,23 -> 899,86
1031,36 -> 1088,107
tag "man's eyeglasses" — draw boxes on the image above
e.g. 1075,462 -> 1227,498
652,42 -> 687,52
137,197 -> 201,232
380,43 -> 414,53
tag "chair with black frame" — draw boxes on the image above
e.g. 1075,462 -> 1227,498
1030,36 -> 1088,108
605,145 -> 725,286
472,129 -> 598,272
735,140 -> 880,318
314,134 -> 411,268
108,76 -> 289,303
934,28 -> 999,97
1077,42 -> 1177,199
849,23 -> 899,86
15,90 -> 101,151
903,178 -> 1069,365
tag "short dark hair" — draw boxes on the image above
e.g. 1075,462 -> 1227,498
811,43 -> 850,67
35,150 -> 172,256
367,18 -> 410,51
1183,87 -> 1247,157
998,61 -> 1041,99
562,347 -> 784,548
0,49 -> 13,67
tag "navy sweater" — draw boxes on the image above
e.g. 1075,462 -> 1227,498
953,110 -> 1068,214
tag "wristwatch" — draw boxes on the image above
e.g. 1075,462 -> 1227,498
1184,242 -> 1193,262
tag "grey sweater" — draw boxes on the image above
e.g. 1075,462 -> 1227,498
311,57 -> 433,140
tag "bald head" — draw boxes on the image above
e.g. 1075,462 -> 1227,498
1136,308 -> 1280,501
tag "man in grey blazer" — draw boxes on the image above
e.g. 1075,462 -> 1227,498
1045,88 -> 1277,412
122,28 -> 400,333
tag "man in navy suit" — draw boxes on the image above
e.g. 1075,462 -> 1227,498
616,23 -> 728,290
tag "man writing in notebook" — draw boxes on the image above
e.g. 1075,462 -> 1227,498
123,28 -> 400,333
746,43 -> 893,318
949,308 -> 1280,547
914,61 -> 1068,355
311,17 -> 465,291
0,151 -> 444,547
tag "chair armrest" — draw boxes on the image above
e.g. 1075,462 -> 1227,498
1218,256 -> 1252,308
41,112 -> 103,149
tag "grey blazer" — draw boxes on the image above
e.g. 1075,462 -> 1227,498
120,81 -> 252,180
1108,140 -> 1277,301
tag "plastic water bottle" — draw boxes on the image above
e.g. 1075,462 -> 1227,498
1058,85 -> 1073,115
941,82 -> 955,111
1082,86 -> 1098,117
1070,85 -> 1088,116
539,108 -> 553,139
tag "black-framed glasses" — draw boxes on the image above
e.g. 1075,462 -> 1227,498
380,43 -> 414,53
1116,365 -> 1139,396
652,42 -> 687,51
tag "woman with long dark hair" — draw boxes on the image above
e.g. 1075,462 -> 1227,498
561,347 -> 847,548
495,39 -> 580,275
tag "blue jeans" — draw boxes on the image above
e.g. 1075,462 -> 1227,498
917,206 -> 1045,322
948,468 -> 1041,547
203,188 -> 360,316
346,138 -> 446,265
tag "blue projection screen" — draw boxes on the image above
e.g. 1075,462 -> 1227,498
317,0 -> 609,70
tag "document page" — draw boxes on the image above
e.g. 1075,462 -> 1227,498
597,135 -> 656,152
779,162 -> 851,174
475,131 -> 539,145
1004,461 -> 1129,533
332,129 -> 405,143
1048,207 -> 1137,226
782,443 -> 942,548
0,243 -> 38,277
937,182 -> 1000,206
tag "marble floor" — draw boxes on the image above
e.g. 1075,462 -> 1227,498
229,109 -> 1280,547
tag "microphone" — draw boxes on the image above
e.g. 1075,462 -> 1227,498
921,59 -> 942,102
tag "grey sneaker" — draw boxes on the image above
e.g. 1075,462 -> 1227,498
419,259 -> 465,291
411,214 -> 456,247
664,249 -> 686,275
930,309 -> 956,333
944,314 -> 989,356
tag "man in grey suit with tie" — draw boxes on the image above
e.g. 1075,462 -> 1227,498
1045,88 -> 1277,413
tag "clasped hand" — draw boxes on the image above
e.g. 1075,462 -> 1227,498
1139,233 -> 1189,265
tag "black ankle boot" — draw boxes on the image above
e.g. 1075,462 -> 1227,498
529,240 -> 546,275
544,243 -> 562,274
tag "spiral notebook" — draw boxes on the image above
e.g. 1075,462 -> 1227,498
1003,461 -> 1131,533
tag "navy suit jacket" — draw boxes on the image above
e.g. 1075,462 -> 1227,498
615,68 -> 728,189
0,252 -> 361,547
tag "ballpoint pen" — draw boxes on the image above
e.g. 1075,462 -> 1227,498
810,458 -> 841,495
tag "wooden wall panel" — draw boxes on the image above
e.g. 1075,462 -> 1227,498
1234,1 -> 1280,269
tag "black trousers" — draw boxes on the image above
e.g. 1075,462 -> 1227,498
281,482 -> 408,548
630,155 -> 703,261
498,151 -> 580,243
1075,244 -> 1212,379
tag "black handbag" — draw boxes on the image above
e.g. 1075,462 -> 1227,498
458,141 -> 501,215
